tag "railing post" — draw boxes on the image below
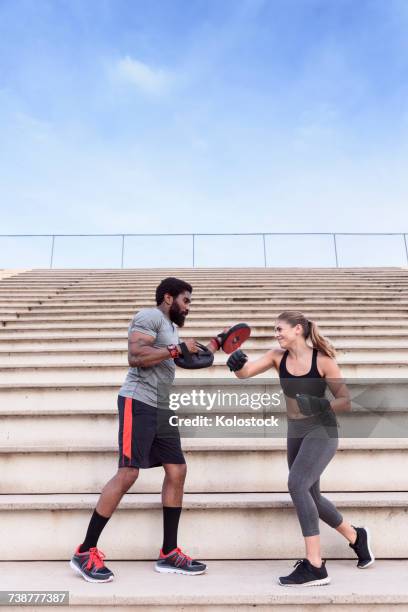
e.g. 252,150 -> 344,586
403,234 -> 408,266
121,235 -> 125,269
192,234 -> 195,268
262,234 -> 267,267
333,234 -> 339,268
50,235 -> 55,269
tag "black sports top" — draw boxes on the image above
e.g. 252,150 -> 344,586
279,348 -> 327,399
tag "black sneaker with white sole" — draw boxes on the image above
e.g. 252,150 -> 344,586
70,545 -> 114,583
278,559 -> 330,587
349,526 -> 375,568
155,547 -> 207,575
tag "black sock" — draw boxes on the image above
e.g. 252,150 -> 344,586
78,509 -> 111,553
162,506 -> 182,555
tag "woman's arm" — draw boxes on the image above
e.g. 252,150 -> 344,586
319,355 -> 351,412
234,348 -> 282,378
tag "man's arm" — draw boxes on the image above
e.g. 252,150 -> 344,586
128,331 -> 173,368
128,332 -> 199,368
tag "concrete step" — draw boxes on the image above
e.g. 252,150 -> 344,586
0,343 -> 408,369
8,314 -> 402,331
1,324 -> 408,341
1,329 -> 408,347
2,303 -> 408,317
3,294 -> 405,303
1,299 -> 408,314
0,306 -> 399,319
0,332 -> 408,356
0,559 -> 406,611
23,295 -> 408,303
0,281 -> 80,287
0,357 -> 406,382
4,303 -> 408,317
2,287 -> 406,297
0,491 -> 405,560
2,283 -> 406,293
1,335 -> 408,352
0,289 -> 71,295
1,409 -> 407,448
4,277 -> 407,285
34,275 -> 404,282
0,299 -> 47,306
12,275 -> 401,281
1,376 -> 405,406
1,345 -> 408,365
3,318 -> 408,333
1,439 -> 407,494
3,307 -> 408,323
6,271 -> 407,281
2,278 -> 406,289
3,269 -> 406,278
27,297 -> 408,306
3,283 -> 407,292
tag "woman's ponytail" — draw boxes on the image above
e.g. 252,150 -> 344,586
308,320 -> 336,359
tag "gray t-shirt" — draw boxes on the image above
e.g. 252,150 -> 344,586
119,307 -> 179,407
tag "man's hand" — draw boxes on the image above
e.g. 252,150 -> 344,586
179,338 -> 199,354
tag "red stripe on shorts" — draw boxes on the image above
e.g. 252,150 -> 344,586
123,397 -> 133,460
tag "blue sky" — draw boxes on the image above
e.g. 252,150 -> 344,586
1,0 -> 408,265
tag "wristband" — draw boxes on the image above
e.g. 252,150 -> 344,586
209,337 -> 221,351
167,344 -> 180,359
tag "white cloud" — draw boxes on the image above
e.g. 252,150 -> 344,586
116,56 -> 171,95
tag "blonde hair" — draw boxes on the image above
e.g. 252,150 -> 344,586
277,310 -> 336,359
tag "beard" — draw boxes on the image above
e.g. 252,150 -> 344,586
169,302 -> 186,327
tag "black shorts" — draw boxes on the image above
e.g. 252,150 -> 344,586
117,395 -> 186,469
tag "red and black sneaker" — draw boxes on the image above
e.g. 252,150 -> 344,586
155,547 -> 207,575
70,545 -> 114,583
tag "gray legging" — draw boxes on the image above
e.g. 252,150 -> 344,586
287,416 -> 343,537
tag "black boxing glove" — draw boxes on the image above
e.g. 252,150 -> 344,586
227,349 -> 248,372
296,393 -> 330,416
295,394 -> 331,417
296,394 -> 339,428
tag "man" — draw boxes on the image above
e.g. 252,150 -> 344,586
70,277 -> 223,582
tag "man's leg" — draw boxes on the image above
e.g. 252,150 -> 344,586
79,467 -> 139,552
70,467 -> 139,583
154,461 -> 206,575
161,463 -> 187,554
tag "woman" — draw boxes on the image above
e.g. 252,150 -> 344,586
227,311 -> 375,586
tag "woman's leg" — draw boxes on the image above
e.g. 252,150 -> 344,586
309,478 -> 344,531
288,430 -> 342,566
336,521 -> 357,543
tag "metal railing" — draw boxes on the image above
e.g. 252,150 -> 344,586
1,232 -> 408,268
